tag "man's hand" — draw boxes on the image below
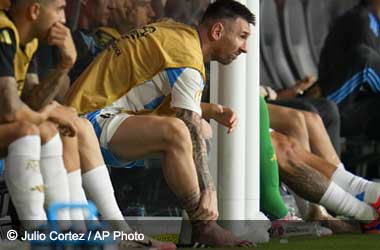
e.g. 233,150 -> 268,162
260,86 -> 278,100
192,189 -> 219,222
212,104 -> 238,134
40,102 -> 77,137
47,22 -> 77,70
294,75 -> 317,95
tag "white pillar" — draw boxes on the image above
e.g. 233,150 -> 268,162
217,0 -> 247,218
245,0 -> 262,220
242,1 -> 270,242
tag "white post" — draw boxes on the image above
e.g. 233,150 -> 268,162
217,0 -> 247,219
245,0 -> 262,219
243,0 -> 270,242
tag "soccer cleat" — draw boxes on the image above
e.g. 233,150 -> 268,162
371,196 -> 380,215
361,216 -> 380,234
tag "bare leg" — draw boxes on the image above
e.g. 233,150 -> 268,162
268,105 -> 337,178
61,135 -> 81,173
175,110 -> 252,247
271,131 -> 329,203
302,111 -> 340,167
74,118 -> 105,174
74,118 -> 176,249
268,104 -> 311,152
108,116 -> 199,198
108,115 -> 251,247
271,132 -> 379,224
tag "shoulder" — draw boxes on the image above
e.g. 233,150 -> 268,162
0,28 -> 16,46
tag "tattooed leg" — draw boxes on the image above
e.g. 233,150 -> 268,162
176,109 -> 254,247
176,109 -> 214,192
271,131 -> 379,222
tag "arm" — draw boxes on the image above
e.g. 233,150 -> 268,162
0,77 -> 46,125
201,102 -> 238,133
0,28 -> 46,124
21,22 -> 77,110
0,76 -> 76,136
277,75 -> 316,99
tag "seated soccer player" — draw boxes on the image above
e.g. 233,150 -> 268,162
0,0 -> 80,230
3,2 -> 175,248
264,104 -> 380,233
66,1 -> 256,247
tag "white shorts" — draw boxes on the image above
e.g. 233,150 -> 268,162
84,110 -> 144,168
84,110 -> 163,168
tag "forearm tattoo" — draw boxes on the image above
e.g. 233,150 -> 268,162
0,79 -> 24,117
22,70 -> 68,110
279,160 -> 329,203
176,109 -> 215,191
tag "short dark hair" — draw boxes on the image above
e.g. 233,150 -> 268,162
201,0 -> 256,26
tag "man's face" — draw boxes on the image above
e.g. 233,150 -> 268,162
35,0 -> 66,40
213,17 -> 251,65
84,0 -> 114,27
130,0 -> 155,27
135,0 -> 156,26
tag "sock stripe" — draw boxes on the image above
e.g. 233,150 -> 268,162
372,197 -> 380,211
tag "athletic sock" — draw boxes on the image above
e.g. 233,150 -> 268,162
320,182 -> 378,221
82,165 -> 132,232
67,169 -> 88,231
4,136 -> 47,230
332,163 -> 380,211
40,133 -> 71,222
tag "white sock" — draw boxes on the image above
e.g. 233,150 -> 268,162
68,169 -> 88,231
82,165 -> 132,232
320,182 -> 378,221
40,133 -> 71,222
4,136 -> 47,230
331,164 -> 380,207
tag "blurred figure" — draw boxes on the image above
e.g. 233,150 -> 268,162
78,0 -> 115,29
69,0 -> 117,81
0,0 -> 10,10
151,0 -> 166,20
165,0 -> 209,25
109,0 -> 156,34
317,0 -> 380,139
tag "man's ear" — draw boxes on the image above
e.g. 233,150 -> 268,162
209,22 -> 224,41
29,2 -> 41,21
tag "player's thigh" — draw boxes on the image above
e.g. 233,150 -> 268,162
268,104 -> 306,133
108,115 -> 189,160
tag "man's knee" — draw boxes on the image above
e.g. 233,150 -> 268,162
285,109 -> 308,138
161,118 -> 192,150
38,121 -> 58,144
15,121 -> 40,138
271,132 -> 299,164
73,117 -> 95,141
303,110 -> 324,128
